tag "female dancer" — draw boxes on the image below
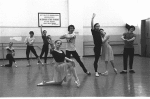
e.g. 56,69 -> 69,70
37,39 -> 80,87
38,25 -> 49,65
1,42 -> 17,67
24,31 -> 42,66
100,29 -> 117,75
60,25 -> 91,75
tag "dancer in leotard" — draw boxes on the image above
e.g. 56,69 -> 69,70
1,42 -> 17,67
37,39 -> 80,87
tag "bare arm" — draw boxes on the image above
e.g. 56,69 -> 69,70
60,34 -> 76,39
24,37 -> 29,45
65,57 -> 73,62
91,13 -> 96,30
40,25 -> 44,36
49,37 -> 55,53
102,35 -> 110,43
60,34 -> 66,39
121,36 -> 127,41
127,37 -> 135,42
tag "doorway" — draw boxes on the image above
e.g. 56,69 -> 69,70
141,19 -> 150,57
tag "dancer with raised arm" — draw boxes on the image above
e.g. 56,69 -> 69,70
91,13 -> 102,77
24,31 -> 42,66
60,25 -> 91,75
38,25 -> 49,65
37,38 -> 80,87
100,29 -> 117,75
1,42 -> 17,67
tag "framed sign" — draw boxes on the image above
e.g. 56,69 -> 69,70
38,13 -> 61,27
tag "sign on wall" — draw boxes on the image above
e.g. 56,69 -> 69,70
38,13 -> 61,27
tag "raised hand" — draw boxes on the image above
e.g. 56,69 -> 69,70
92,13 -> 96,18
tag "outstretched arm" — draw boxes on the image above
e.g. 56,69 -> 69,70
65,57 -> 73,62
49,38 -> 55,53
91,13 -> 96,30
60,34 -> 66,39
60,34 -> 76,39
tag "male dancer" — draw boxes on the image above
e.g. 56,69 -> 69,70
24,31 -> 42,66
120,26 -> 136,74
60,25 -> 91,75
91,13 -> 103,77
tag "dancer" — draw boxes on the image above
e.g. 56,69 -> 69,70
37,39 -> 80,87
60,25 -> 91,75
100,29 -> 117,75
120,26 -> 136,74
38,25 -> 49,65
91,13 -> 102,77
24,31 -> 42,66
1,42 -> 17,67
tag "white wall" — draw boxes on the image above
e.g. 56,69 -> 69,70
0,0 -> 146,59
0,0 -> 68,27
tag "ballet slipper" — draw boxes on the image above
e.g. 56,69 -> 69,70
14,62 -> 17,68
26,64 -> 31,67
37,81 -> 46,86
75,79 -> 80,87
101,71 -> 108,76
114,68 -> 118,74
0,65 -> 5,67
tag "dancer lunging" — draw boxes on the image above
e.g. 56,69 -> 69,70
37,39 -> 80,87
100,29 -> 117,75
60,25 -> 91,75
91,13 -> 102,77
24,31 -> 42,66
1,42 -> 17,67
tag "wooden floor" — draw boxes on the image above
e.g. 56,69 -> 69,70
0,56 -> 150,97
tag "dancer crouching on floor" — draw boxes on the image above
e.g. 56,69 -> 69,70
1,42 -> 17,67
37,39 -> 80,87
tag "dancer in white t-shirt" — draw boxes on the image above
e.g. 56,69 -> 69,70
24,31 -> 42,66
60,25 -> 91,75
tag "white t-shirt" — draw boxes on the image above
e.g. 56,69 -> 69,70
65,33 -> 76,51
24,36 -> 35,46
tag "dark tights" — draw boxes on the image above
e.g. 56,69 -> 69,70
40,44 -> 49,63
93,46 -> 101,72
26,46 -> 39,60
5,54 -> 15,67
66,50 -> 88,73
123,48 -> 134,70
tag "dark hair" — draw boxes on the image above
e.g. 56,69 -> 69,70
129,25 -> 135,31
55,40 -> 62,45
100,29 -> 104,31
29,31 -> 34,34
94,23 -> 100,29
68,25 -> 75,31
43,30 -> 47,33
9,42 -> 13,45
125,24 -> 135,31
